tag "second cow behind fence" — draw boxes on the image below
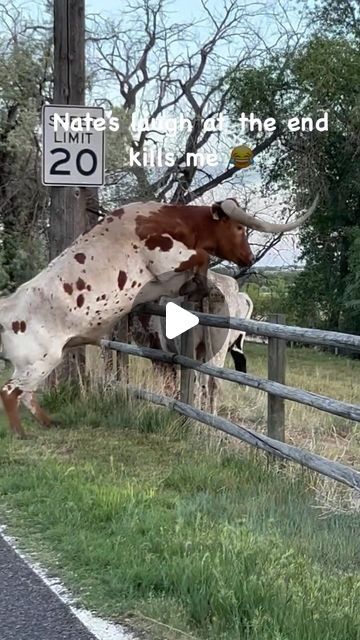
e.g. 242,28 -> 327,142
130,271 -> 254,413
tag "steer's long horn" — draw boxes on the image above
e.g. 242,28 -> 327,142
221,194 -> 319,233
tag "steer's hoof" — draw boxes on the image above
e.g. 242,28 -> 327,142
14,431 -> 33,440
49,418 -> 65,429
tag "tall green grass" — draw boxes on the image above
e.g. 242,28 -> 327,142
0,386 -> 359,639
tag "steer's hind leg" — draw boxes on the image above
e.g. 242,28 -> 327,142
20,392 -> 53,429
208,376 -> 220,415
0,350 -> 63,437
0,384 -> 25,438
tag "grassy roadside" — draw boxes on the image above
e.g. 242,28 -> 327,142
0,381 -> 360,639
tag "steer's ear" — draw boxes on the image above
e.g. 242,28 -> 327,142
211,203 -> 226,220
211,198 -> 240,220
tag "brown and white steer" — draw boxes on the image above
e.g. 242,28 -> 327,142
130,271 -> 254,412
0,197 -> 317,437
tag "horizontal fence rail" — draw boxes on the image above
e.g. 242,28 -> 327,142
135,303 -> 360,352
128,386 -> 360,492
101,340 -> 360,423
100,305 -> 360,490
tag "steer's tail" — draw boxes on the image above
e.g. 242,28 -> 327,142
0,295 -> 12,360
228,293 -> 254,374
229,335 -> 247,373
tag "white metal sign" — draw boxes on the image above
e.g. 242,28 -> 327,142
42,105 -> 105,186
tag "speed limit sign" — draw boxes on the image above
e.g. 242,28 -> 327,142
42,105 -> 105,186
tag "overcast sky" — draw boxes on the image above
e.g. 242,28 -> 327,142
87,0 -> 225,19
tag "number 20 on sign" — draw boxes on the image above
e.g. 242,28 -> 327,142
42,105 -> 105,187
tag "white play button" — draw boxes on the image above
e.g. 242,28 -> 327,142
165,302 -> 199,339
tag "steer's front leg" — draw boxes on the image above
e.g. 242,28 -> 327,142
177,249 -> 210,301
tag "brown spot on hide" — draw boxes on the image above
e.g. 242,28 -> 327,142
135,205 -> 195,249
131,281 -> 137,288
113,208 -> 125,218
12,321 -> 20,334
20,321 -> 26,333
76,277 -> 86,291
86,284 -> 91,291
145,234 -> 173,252
63,282 -> 73,295
101,294 -> 106,300
117,270 -> 127,290
77,294 -> 85,308
107,216 -> 114,223
74,252 -> 86,264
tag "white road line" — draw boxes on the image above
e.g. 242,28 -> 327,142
0,525 -> 137,640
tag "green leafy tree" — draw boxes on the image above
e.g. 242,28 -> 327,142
227,0 -> 360,331
0,8 -> 52,293
246,273 -> 296,322
341,230 -> 360,333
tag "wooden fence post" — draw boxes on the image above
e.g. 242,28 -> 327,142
180,303 -> 196,405
115,316 -> 129,384
267,314 -> 286,441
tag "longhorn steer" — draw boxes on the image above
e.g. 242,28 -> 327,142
0,197 -> 317,437
131,271 -> 253,412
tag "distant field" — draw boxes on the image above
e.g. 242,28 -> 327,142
0,346 -> 359,639
222,343 -> 360,457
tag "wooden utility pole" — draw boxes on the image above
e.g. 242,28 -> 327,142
49,0 -> 98,385
50,0 -> 87,260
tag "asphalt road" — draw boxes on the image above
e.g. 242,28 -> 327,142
0,535 -> 98,640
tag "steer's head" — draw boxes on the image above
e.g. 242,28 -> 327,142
208,195 -> 319,267
210,200 -> 254,267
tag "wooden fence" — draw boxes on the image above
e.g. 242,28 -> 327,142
100,304 -> 360,491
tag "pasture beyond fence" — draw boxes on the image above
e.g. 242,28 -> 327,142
100,305 -> 360,491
